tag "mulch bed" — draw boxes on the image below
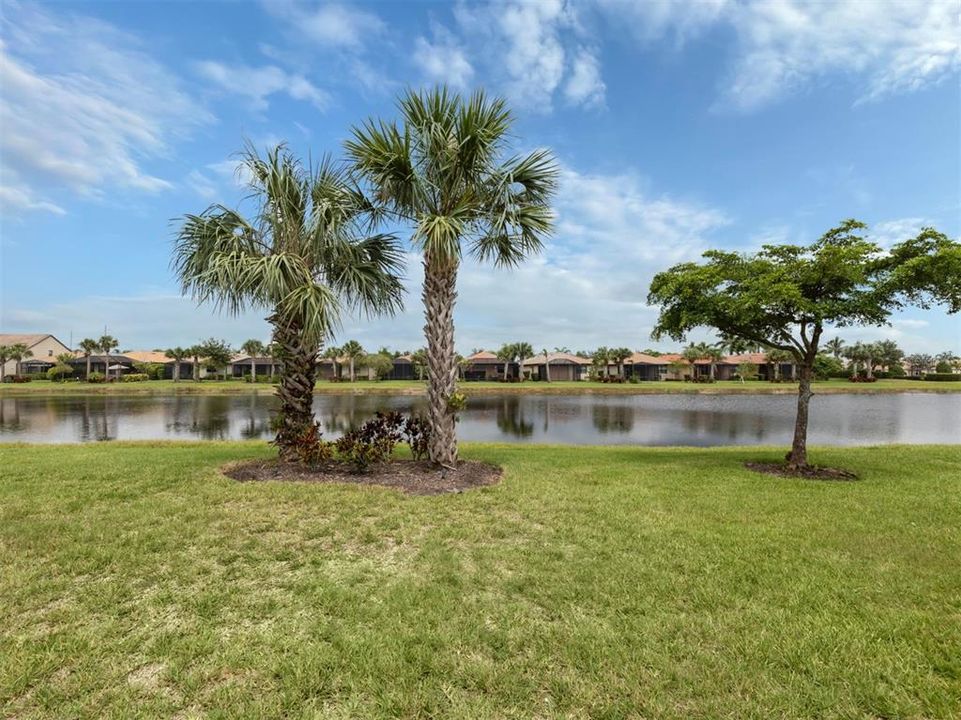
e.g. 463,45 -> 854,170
223,459 -> 502,495
745,461 -> 858,481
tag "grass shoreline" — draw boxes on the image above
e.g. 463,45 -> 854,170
2,377 -> 959,397
2,441 -> 958,718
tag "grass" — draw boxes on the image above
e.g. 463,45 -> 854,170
2,442 -> 959,718
3,377 -> 959,397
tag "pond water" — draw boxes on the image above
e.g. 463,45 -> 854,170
0,392 -> 958,445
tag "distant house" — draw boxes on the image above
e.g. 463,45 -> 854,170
230,354 -> 279,379
464,350 -> 516,381
618,351 -> 796,381
387,354 -> 416,380
0,333 -> 73,376
523,352 -> 592,381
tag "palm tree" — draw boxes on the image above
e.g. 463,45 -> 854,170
165,347 -> 188,382
609,347 -> 632,379
497,343 -> 517,381
341,340 -> 364,382
187,345 -> 202,382
53,353 -> 75,383
843,342 -> 867,377
346,87 -> 558,467
7,344 -> 33,378
905,353 -> 934,376
173,144 -> 404,459
77,338 -> 98,380
541,348 -> 551,383
766,348 -> 793,381
0,345 -> 9,382
682,343 -> 703,381
98,335 -> 118,381
514,342 -> 533,381
323,345 -> 343,380
701,343 -> 724,381
825,337 -> 845,359
241,339 -> 266,380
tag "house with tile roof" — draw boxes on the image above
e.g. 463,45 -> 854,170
0,333 -> 73,377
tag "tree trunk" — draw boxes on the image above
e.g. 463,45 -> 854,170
349,357 -> 355,382
193,358 -> 200,382
271,319 -> 318,462
710,362 -> 716,381
173,361 -> 180,382
423,258 -> 458,467
866,356 -> 874,380
545,357 -> 551,383
251,358 -> 256,381
787,363 -> 814,469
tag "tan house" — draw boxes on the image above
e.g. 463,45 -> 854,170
0,333 -> 73,377
523,352 -> 592,381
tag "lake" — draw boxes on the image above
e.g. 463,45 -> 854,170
1,392 -> 958,445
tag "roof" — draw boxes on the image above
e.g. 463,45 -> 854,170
523,351 -> 591,366
0,333 -> 64,349
625,352 -> 666,365
723,352 -> 772,365
466,351 -> 501,364
124,351 -> 174,364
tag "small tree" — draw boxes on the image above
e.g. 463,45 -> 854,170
824,337 -> 845,359
497,343 -> 517,381
766,348 -> 792,381
592,347 -> 610,379
8,343 -> 33,377
197,338 -> 233,380
514,342 -> 533,381
411,348 -> 427,381
874,340 -> 904,373
905,353 -> 934,377
681,343 -> 703,381
609,347 -> 633,380
0,345 -> 9,382
322,345 -> 342,380
648,220 -> 960,470
735,362 -> 758,383
361,352 -> 394,380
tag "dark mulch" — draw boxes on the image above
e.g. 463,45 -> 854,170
223,459 -> 502,495
745,461 -> 858,481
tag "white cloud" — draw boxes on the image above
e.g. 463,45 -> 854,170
413,35 -> 474,89
196,60 -> 330,111
721,0 -> 960,110
449,0 -> 603,110
595,0 -> 729,44
869,217 -> 930,249
263,1 -> 385,49
0,3 -> 212,214
564,48 -> 606,107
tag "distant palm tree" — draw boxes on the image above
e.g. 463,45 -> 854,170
593,347 -> 610,378
346,86 -> 558,467
341,340 -> 364,382
0,345 -> 10,382
53,353 -> 75,382
766,348 -> 793,381
188,345 -> 202,382
497,343 -> 517,381
701,343 -> 724,381
165,347 -> 188,382
825,337 -> 845,359
411,348 -> 428,381
541,348 -> 551,383
7,344 -> 33,378
514,342 -> 533,381
241,339 -> 266,380
173,144 -> 403,459
609,347 -> 632,379
682,343 -> 703,381
322,345 -> 343,380
79,338 -> 99,380
98,335 -> 118,381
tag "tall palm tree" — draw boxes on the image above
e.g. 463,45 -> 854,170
514,342 -> 533,382
98,335 -> 118,381
341,340 -> 364,382
173,144 -> 403,459
766,348 -> 793,381
187,345 -> 202,382
542,347 -> 551,383
7,344 -> 33,378
609,347 -> 632,379
700,343 -> 724,381
593,347 -> 610,378
682,343 -> 703,381
322,345 -> 343,380
497,343 -> 517,381
165,347 -> 188,382
241,339 -> 266,380
825,337 -> 845,359
346,87 -> 558,467
79,338 -> 99,380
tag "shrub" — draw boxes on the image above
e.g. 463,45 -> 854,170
848,375 -> 878,383
120,373 -> 150,383
923,373 -> 959,382
87,372 -> 106,383
935,361 -> 954,374
887,364 -> 906,377
4,375 -> 32,383
403,415 -> 430,461
813,354 -> 843,380
283,423 -> 334,465
628,375 -> 639,384
335,411 -> 406,472
47,364 -> 74,381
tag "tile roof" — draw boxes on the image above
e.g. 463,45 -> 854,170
0,333 -> 57,348
523,352 -> 592,365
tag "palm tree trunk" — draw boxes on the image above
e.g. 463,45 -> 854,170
423,258 -> 458,467
86,355 -> 91,379
271,319 -> 318,462
866,356 -> 874,380
787,363 -> 814,469
545,357 -> 551,383
173,361 -> 180,382
349,357 -> 355,382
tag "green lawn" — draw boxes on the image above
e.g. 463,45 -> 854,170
3,377 -> 959,396
2,442 -> 959,718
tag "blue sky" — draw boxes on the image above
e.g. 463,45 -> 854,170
1,0 -> 959,354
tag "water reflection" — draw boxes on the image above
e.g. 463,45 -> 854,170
0,392 -> 958,446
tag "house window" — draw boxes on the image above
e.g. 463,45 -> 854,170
48,350 -> 53,356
